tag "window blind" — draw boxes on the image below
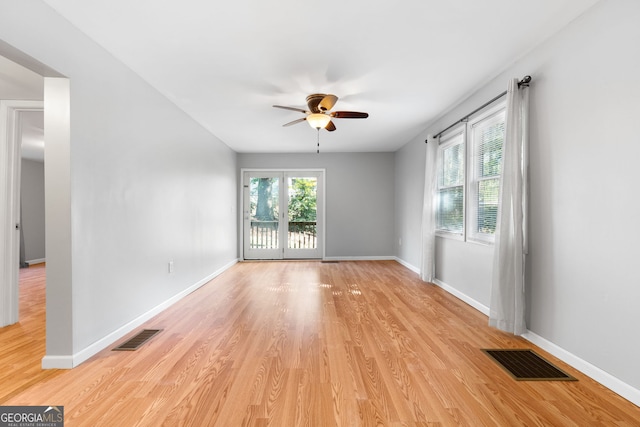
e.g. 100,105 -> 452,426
437,136 -> 464,233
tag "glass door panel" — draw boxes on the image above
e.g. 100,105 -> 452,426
243,172 -> 283,259
284,172 -> 322,259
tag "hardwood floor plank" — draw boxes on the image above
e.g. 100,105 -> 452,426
2,261 -> 640,426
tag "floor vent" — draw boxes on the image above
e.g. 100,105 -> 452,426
113,329 -> 162,351
482,349 -> 577,381
321,260 -> 340,263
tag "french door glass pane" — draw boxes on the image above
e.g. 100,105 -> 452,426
249,177 -> 279,249
287,177 -> 317,249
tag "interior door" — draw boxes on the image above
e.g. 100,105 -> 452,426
243,170 -> 323,260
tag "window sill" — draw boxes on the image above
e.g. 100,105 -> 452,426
466,236 -> 495,246
435,231 -> 465,242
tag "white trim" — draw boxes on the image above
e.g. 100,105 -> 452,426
432,278 -> 490,315
41,355 -> 73,369
323,256 -> 396,261
394,257 -> 420,274
41,258 -> 238,369
0,100 -> 44,327
521,331 -> 640,407
26,258 -> 46,265
429,277 -> 640,408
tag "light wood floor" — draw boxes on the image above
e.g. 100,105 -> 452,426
1,263 -> 63,402
2,261 -> 639,426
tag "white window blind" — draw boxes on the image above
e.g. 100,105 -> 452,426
468,108 -> 505,242
437,131 -> 465,235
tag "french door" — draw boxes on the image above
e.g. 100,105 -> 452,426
243,170 -> 324,260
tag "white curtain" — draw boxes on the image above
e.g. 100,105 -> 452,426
421,134 -> 438,282
489,79 -> 530,335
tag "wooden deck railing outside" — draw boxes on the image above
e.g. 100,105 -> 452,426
250,220 -> 316,249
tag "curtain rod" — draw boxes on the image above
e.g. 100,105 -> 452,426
426,75 -> 531,143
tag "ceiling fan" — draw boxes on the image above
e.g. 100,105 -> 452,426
273,93 -> 368,132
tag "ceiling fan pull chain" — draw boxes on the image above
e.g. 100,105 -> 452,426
317,128 -> 320,153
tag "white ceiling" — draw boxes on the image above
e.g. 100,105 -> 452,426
40,0 -> 599,153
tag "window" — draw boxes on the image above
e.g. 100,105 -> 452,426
436,130 -> 465,237
436,103 -> 506,244
468,108 -> 506,242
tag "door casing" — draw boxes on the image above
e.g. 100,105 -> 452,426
0,100 -> 44,327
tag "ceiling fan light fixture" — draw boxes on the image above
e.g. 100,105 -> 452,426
307,113 -> 331,129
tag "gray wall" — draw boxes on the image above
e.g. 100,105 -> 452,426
394,135 -> 426,271
0,54 -> 43,99
395,0 -> 640,393
238,153 -> 395,258
20,158 -> 45,262
1,2 -> 238,363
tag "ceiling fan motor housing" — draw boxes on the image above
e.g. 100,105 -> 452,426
306,94 -> 328,113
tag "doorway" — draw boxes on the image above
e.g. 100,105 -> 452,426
1,100 -> 44,327
242,170 -> 324,260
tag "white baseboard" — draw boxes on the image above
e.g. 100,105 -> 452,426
41,355 -> 73,369
433,279 -> 490,316
394,257 -> 420,274
521,330 -> 640,407
432,278 -> 640,408
41,258 -> 238,369
26,258 -> 46,265
323,255 -> 396,261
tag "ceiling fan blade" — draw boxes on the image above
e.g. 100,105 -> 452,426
319,94 -> 338,112
283,117 -> 306,127
325,120 -> 336,132
330,111 -> 369,119
273,105 -> 309,114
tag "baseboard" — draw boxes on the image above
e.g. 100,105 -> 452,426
432,278 -> 640,408
323,255 -> 396,261
26,258 -> 45,265
521,330 -> 640,407
394,257 -> 420,274
433,278 -> 490,316
41,258 -> 239,369
41,355 -> 74,369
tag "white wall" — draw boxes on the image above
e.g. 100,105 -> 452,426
238,153 -> 395,258
395,0 -> 640,398
20,158 -> 45,262
1,2 -> 238,366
